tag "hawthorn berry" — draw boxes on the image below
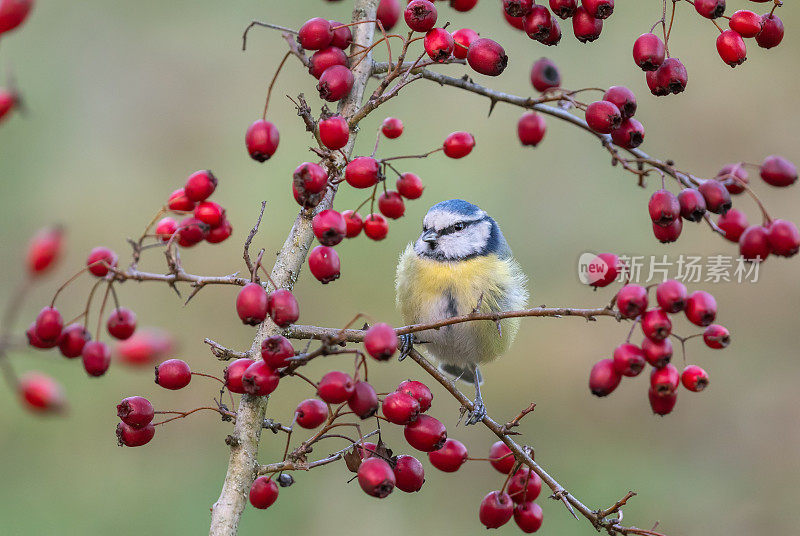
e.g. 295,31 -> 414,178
0,88 -> 16,122
236,283 -> 268,326
397,380 -> 433,412
155,217 -> 178,241
249,477 -> 279,509
681,365 -> 710,392
27,322 -> 56,349
177,217 -> 207,247
530,58 -> 560,92
694,0 -> 725,19
522,5 -> 553,42
329,20 -> 352,49
358,458 -> 396,498
514,501 -> 544,533
342,210 -> 364,238
260,335 -> 294,370
268,288 -> 299,328
116,329 -> 174,367
603,86 -> 636,119
117,396 -> 154,429
572,6 -> 603,43
378,191 -> 405,219
358,442 -> 378,459
589,252 -> 621,288
718,208 -> 749,242
540,18 -> 562,46
642,337 -> 673,368
87,246 -> 118,277
479,491 -> 514,529
308,246 -> 341,284
652,58 -> 688,95
424,28 -> 454,62
155,358 -> 191,389
364,322 -> 398,360
242,361 -> 280,396
759,155 -> 797,187
308,46 -> 348,79
293,162 -> 328,194
613,343 -> 646,377
508,467 -> 542,503
649,188 -> 681,224
716,30 -> 747,67
363,213 -> 389,240
589,359 -> 621,397
656,279 -> 687,313
648,387 -> 677,416
0,0 -> 33,35
184,170 -> 217,202
729,10 -> 763,38
517,112 -> 546,147
296,398 -> 328,429
716,163 -> 749,195
739,225 -> 771,261
224,358 -> 255,394
404,0 -> 437,33
452,28 -> 478,60
549,0 -> 576,19
82,341 -> 111,377
396,173 -> 424,199
312,210 -> 346,246
703,324 -> 730,349
650,364 -> 680,396
767,219 -> 800,257
756,14 -> 783,49
107,307 -> 137,340
443,131 -> 475,158
116,422 -> 155,447
641,309 -> 672,341
206,219 -> 233,244
685,291 -> 717,327
404,414 -> 447,451
616,284 -> 648,319
382,391 -> 420,424
677,188 -> 707,222
317,371 -> 354,404
245,119 -> 280,162
298,17 -> 333,50
381,117 -> 404,139
611,119 -> 644,149
394,455 -> 425,492
489,441 -> 515,474
503,0 -> 533,18
319,115 -> 350,150
376,0 -> 401,31
34,306 -> 63,342
168,188 -> 195,212
450,0 -> 478,12
20,373 -> 65,413
26,226 -> 63,276
345,156 -> 380,188
698,180 -> 731,215
583,0 -> 613,19
317,65 -> 354,102
429,438 -> 468,472
467,38 -> 508,76
57,324 -> 90,358
503,10 -> 525,31
633,33 -> 666,71
585,101 -> 621,134
348,381 -> 379,419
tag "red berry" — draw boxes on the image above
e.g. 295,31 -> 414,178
342,210 -> 364,237
522,6 -> 553,42
603,86 -> 636,119
541,18 -> 563,46
242,361 -> 280,396
583,0 -> 614,19
298,17 -> 333,50
530,57 -> 561,92
348,381 -> 379,419
20,373 -> 65,413
377,0 -> 401,31
261,335 -> 294,370
206,219 -> 233,244
268,288 -> 300,328
656,279 -> 687,313
155,358 -> 191,389
0,0 -> 33,35
653,58 -> 688,95
329,20 -> 352,49
716,30 -> 746,67
503,0 -> 533,18
317,371 -> 354,404
759,155 -> 797,187
383,391 -> 420,424
428,438 -> 468,472
681,365 -> 710,392
168,188 -> 195,212
394,455 -> 425,492
642,337 -> 673,368
641,309 -> 671,341
698,180 -> 731,215
0,88 -> 16,122
739,225 -> 771,261
585,101 -> 621,134
317,65 -> 354,102
364,323 -> 398,360
767,219 -> 800,257
245,120 -> 280,162
249,476 -> 279,509
489,441 -> 515,474
308,245 -> 341,284
589,359 -> 621,397
236,283 -> 268,326
308,46 -> 348,79
514,501 -> 544,533
648,387 -> 677,416
116,329 -> 174,367
312,210 -> 346,247
378,191 -> 406,219
677,188 -> 707,222
397,380 -> 433,412
57,324 -> 90,358
396,172 -> 424,199
716,163 -> 749,195
26,226 -> 63,276
503,10 -> 525,31
613,343 -> 646,377
363,213 -> 389,240
177,217 -> 207,247
319,115 -> 350,150
694,0 -> 725,19
572,6 -> 603,43
650,363 -> 680,396
443,131 -> 475,158
616,284 -> 648,319
588,252 -> 621,288
549,0 -> 576,18
452,28 -> 478,60
756,14 -> 783,49
27,322 -> 56,349
517,112 -> 546,147
610,118 -> 644,149
703,324 -> 730,349
107,307 -> 137,340
116,422 -> 155,447
404,414 -> 447,451
718,208 -> 749,242
117,396 -> 154,429
34,306 -> 63,342
508,467 -> 542,503
404,0 -> 437,32
450,0 -> 478,12
467,38 -> 508,76
224,358 -> 255,394
82,340 -> 111,377
685,291 -> 717,327
633,33 -> 666,71
296,398 -> 328,428
358,458 -> 395,498
729,10 -> 762,38
345,156 -> 380,188
155,217 -> 178,241
184,170 -> 217,202
381,117 -> 404,139
293,162 -> 329,195
87,246 -> 118,277
479,491 -> 514,529
358,442 -> 378,459
424,28 -> 454,62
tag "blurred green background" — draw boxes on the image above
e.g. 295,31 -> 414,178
1,1 -> 798,534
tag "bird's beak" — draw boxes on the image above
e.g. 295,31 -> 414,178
421,229 -> 438,245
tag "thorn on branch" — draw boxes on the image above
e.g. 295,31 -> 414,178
501,403 -> 536,434
243,201 -> 267,278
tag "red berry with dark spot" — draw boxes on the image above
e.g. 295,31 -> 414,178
404,0 -> 437,32
155,217 -> 178,241
184,170 -> 217,202
649,387 -> 677,415
242,361 -> 280,396
383,391 -> 420,424
107,307 -> 137,340
308,46 -> 348,79
116,422 -> 155,447
224,358 -> 254,394
26,226 -> 63,276
717,30 -> 747,67
681,365 -> 710,392
611,118 -> 644,149
467,38 -> 508,76
589,359 -> 621,397
245,119 -> 280,162
117,396 -> 154,429
397,380 -> 433,412
549,0 -> 577,19
20,373 -> 65,413
514,501 -> 544,533
489,441 -> 515,474
424,28 -> 454,62
345,156 -> 380,188
261,335 -> 294,370
29,324 -> 55,350
168,188 -> 195,212
517,112 -> 546,147
583,0 -> 614,19
87,246 -> 118,277
685,291 -> 717,327
641,309 -> 671,341
317,65 -> 354,102
317,371 -> 355,404
677,188 -> 707,222
759,155 -> 797,187
236,283 -> 268,326
349,381 -> 379,419
530,57 -> 561,92
308,245 -> 341,284
319,115 -> 350,150
249,476 -> 279,509
155,358 -> 191,389
397,173 -> 424,199
651,364 -> 680,395
767,219 -> 800,257
508,467 -> 542,503
656,279 -> 687,313
479,491 -> 514,529
377,0 -> 401,31
394,455 -> 425,492
378,191 -> 406,219
206,218 -> 232,244
603,86 -> 636,119
649,189 -> 680,226
503,10 -> 525,31
381,117 -> 404,139
312,209 -> 347,246
653,58 -> 688,95
703,324 -> 730,349
82,340 -> 111,377
404,414 -> 447,451
428,438 -> 468,472
298,17 -> 333,50
694,0 -> 725,19
364,213 -> 389,240
572,6 -> 603,43
718,208 -> 749,242
616,284 -> 648,319
358,458 -> 396,498
58,324 -> 90,358
450,0 -> 478,12
342,210 -> 364,238
613,343 -> 646,377
364,322 -> 398,360
329,20 -> 352,49
294,162 -> 328,195
522,6 -> 553,41
698,180 -> 732,214
739,225 -> 771,261
633,33 -> 665,71
540,18 -> 562,46
716,163 -> 749,195
503,0 -> 533,17
0,0 -> 33,35
588,252 -> 621,288
443,131 -> 475,158
756,14 -> 783,49
642,337 -> 673,368
585,101 -> 621,134
452,28 -> 478,59
296,398 -> 328,428
177,217 -> 207,247
729,10 -> 762,38
268,289 -> 299,328
35,306 -> 63,342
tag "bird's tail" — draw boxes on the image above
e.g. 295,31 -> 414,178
438,363 -> 483,385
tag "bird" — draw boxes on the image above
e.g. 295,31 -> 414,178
395,199 -> 528,425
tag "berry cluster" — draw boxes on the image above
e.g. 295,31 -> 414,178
502,0 -> 611,44
164,170 -> 232,246
0,0 -> 35,124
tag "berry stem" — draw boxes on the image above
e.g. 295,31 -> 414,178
242,21 -> 298,52
262,51 -> 291,120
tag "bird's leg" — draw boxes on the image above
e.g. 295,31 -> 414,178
398,333 -> 413,361
466,365 -> 487,425
471,292 -> 485,314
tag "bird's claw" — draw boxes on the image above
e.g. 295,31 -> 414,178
398,333 -> 413,361
466,399 -> 486,426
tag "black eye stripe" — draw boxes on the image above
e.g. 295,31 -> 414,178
438,219 -> 480,236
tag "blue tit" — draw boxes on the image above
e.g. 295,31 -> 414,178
395,199 -> 528,424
